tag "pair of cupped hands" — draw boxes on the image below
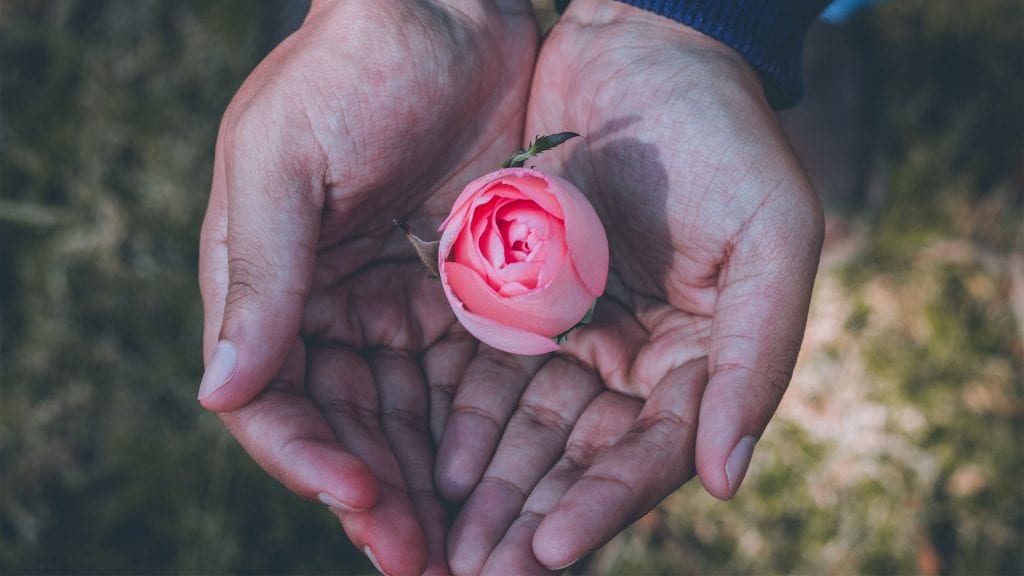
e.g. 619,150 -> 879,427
197,0 -> 824,574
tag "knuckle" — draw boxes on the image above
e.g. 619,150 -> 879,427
564,438 -> 607,469
449,404 -> 504,432
712,361 -> 792,408
633,410 -> 697,447
226,252 -> 273,307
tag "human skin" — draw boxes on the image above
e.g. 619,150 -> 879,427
197,0 -> 824,573
434,0 -> 825,573
196,1 -> 536,574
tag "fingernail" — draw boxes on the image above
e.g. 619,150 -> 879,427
550,557 -> 580,571
317,492 -> 357,512
198,340 -> 236,401
725,435 -> 758,497
364,546 -> 389,576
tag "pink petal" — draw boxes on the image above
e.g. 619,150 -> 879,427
485,183 -> 529,202
440,172 -> 503,232
444,257 -> 596,353
480,217 -> 506,268
535,212 -> 566,288
546,173 -> 609,298
444,262 -> 576,336
497,168 -> 565,220
498,282 -> 530,297
503,246 -> 595,326
496,200 -> 552,237
440,261 -> 558,356
496,261 -> 543,288
453,221 -> 487,276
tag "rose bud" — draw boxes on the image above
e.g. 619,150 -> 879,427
438,167 -> 609,355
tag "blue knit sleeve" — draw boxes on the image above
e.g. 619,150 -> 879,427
614,1 -> 831,108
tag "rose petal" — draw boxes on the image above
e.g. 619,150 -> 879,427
535,212 -> 566,288
546,173 -> 609,297
498,282 -> 530,297
485,183 -> 529,203
445,262 -> 576,336
480,217 -> 506,268
496,168 -> 565,220
496,261 -> 543,288
440,172 -> 504,232
445,257 -> 594,342
440,261 -> 559,355
453,220 -> 487,278
504,246 -> 595,324
496,201 -> 552,238
454,197 -> 509,290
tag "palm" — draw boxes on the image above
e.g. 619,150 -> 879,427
198,2 -> 536,574
436,5 -> 823,573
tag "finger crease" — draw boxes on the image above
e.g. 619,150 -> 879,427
482,475 -> 530,503
317,397 -> 377,428
380,406 -> 430,437
518,402 -> 574,437
450,404 -> 505,432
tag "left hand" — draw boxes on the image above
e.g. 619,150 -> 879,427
434,0 -> 824,572
196,2 -> 537,573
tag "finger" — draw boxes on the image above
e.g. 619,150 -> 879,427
422,329 -> 478,444
198,130 -> 229,361
697,189 -> 824,500
198,110 -> 325,412
532,359 -> 707,571
480,514 -> 556,576
218,341 -> 378,512
447,359 -> 602,576
307,345 -> 428,576
522,392 -> 643,516
435,348 -> 547,502
369,349 -> 450,575
477,392 -> 641,575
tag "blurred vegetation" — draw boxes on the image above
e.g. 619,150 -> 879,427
2,0 -> 374,573
1,0 -> 1021,575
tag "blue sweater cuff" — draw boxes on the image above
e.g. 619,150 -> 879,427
615,0 -> 830,108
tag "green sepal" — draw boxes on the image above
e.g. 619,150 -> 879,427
500,132 -> 580,169
553,300 -> 597,345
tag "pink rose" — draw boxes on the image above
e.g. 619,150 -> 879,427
438,167 -> 609,355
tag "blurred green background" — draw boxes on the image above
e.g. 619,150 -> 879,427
1,1 -> 1021,574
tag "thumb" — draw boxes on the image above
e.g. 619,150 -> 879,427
198,113 -> 324,412
696,182 -> 823,500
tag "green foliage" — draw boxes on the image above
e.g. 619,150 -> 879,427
499,132 -> 580,168
1,1 -> 371,573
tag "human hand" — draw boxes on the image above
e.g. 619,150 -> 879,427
196,1 -> 536,573
435,0 -> 824,572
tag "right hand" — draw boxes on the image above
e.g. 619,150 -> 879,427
197,1 -> 536,573
436,1 -> 823,572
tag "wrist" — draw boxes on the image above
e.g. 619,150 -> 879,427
605,0 -> 828,107
560,0 -> 827,108
558,0 -> 762,92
